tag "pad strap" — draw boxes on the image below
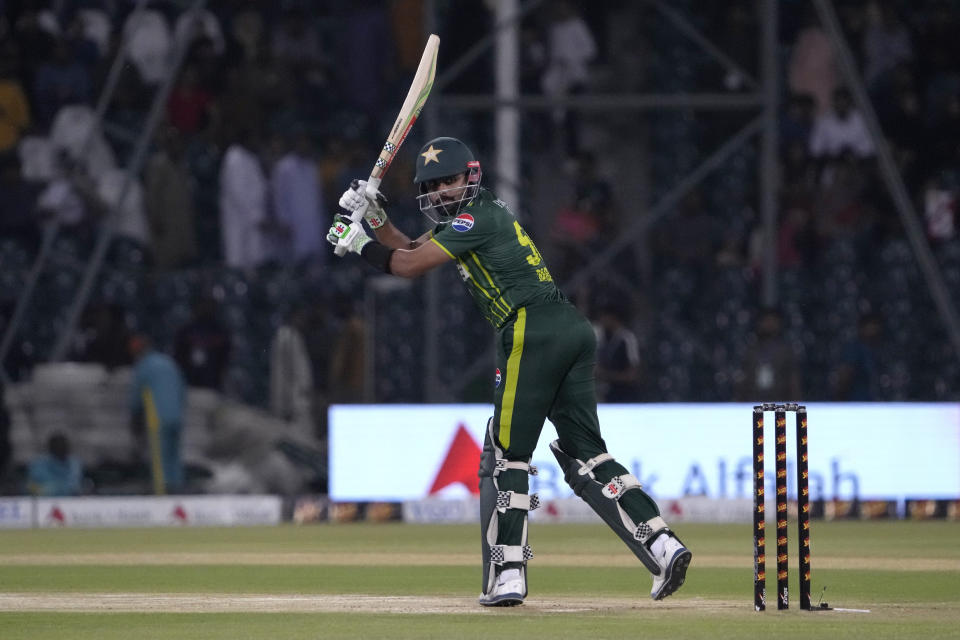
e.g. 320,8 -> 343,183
490,544 -> 534,565
495,459 -> 538,476
634,516 -> 669,544
601,474 -> 643,500
496,490 -> 540,512
578,453 -> 614,477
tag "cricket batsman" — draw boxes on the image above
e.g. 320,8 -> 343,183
327,137 -> 692,606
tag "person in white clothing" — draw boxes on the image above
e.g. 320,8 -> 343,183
219,129 -> 270,270
270,132 -> 325,264
809,87 -> 875,160
269,306 -> 315,438
541,0 -> 596,156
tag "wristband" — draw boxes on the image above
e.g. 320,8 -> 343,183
360,241 -> 395,274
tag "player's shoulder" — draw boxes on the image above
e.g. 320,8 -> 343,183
466,189 -> 516,225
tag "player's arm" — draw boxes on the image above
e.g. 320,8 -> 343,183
372,220 -> 433,251
339,180 -> 432,250
328,217 -> 451,277
387,240 -> 451,278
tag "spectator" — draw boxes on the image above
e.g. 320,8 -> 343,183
71,303 -> 132,370
270,131 -> 325,265
122,8 -> 171,85
96,166 -> 151,248
735,308 -> 801,402
173,296 -> 231,392
36,151 -> 90,231
813,151 -> 872,240
863,4 -> 912,90
594,302 -> 642,403
166,65 -> 213,136
541,0 -> 596,156
832,313 -> 882,401
328,294 -> 365,403
49,103 -> 117,176
228,3 -> 265,61
219,127 -> 270,270
11,10 -> 56,91
17,133 -> 57,182
76,7 -> 112,58
0,44 -> 31,154
777,202 -> 818,269
653,190 -> 719,284
780,94 -> 816,152
129,334 -> 187,494
0,154 -> 41,246
809,87 -> 875,161
27,433 -> 84,496
269,306 -> 315,436
32,38 -> 92,125
271,8 -> 321,67
174,8 -> 225,56
145,126 -> 198,269
335,0 -> 390,114
788,10 -> 838,115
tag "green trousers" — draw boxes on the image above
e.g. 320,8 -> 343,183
490,302 -> 660,552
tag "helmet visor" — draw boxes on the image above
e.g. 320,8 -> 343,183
416,165 -> 482,224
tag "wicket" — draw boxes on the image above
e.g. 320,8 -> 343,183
753,403 -> 812,611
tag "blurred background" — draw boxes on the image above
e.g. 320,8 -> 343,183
0,0 -> 958,501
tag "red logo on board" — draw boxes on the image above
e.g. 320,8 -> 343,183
428,424 -> 482,495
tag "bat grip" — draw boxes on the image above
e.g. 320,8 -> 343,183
365,177 -> 382,201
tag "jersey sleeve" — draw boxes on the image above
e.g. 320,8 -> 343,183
429,205 -> 499,258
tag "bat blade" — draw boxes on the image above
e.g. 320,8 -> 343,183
336,34 -> 439,257
364,33 -> 440,201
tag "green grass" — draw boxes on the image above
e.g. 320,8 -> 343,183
1,521 -> 958,639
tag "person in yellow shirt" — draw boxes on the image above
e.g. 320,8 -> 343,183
0,47 -> 30,153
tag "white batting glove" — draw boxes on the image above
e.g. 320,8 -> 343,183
327,216 -> 372,257
339,179 -> 388,230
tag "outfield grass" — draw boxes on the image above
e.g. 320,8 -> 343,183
1,521 -> 959,639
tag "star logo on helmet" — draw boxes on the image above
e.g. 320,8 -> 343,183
421,144 -> 443,165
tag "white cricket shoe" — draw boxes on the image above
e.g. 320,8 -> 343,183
650,534 -> 692,600
478,568 -> 525,607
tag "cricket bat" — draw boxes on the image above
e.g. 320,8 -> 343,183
336,33 -> 440,255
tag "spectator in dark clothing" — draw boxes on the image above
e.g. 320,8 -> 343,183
166,65 -> 213,136
735,308 -> 801,402
780,93 -> 816,152
173,296 -> 231,391
0,154 -> 41,248
71,303 -> 132,370
32,38 -> 92,125
832,313 -> 882,401
594,302 -> 642,403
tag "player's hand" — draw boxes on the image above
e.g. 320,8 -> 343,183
327,215 -> 372,257
340,179 -> 389,230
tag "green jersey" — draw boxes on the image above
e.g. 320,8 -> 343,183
430,189 -> 566,329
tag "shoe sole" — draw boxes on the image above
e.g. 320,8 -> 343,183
478,592 -> 524,607
652,549 -> 693,601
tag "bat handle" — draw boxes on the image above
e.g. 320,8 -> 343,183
365,177 -> 382,201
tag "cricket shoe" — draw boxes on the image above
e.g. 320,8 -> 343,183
478,568 -> 525,607
650,534 -> 692,601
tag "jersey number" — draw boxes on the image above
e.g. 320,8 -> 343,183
513,221 -> 542,267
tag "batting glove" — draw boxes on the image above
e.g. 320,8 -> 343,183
327,216 -> 372,257
340,179 -> 389,230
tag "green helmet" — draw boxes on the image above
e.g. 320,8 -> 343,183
413,137 -> 483,224
413,137 -> 475,184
